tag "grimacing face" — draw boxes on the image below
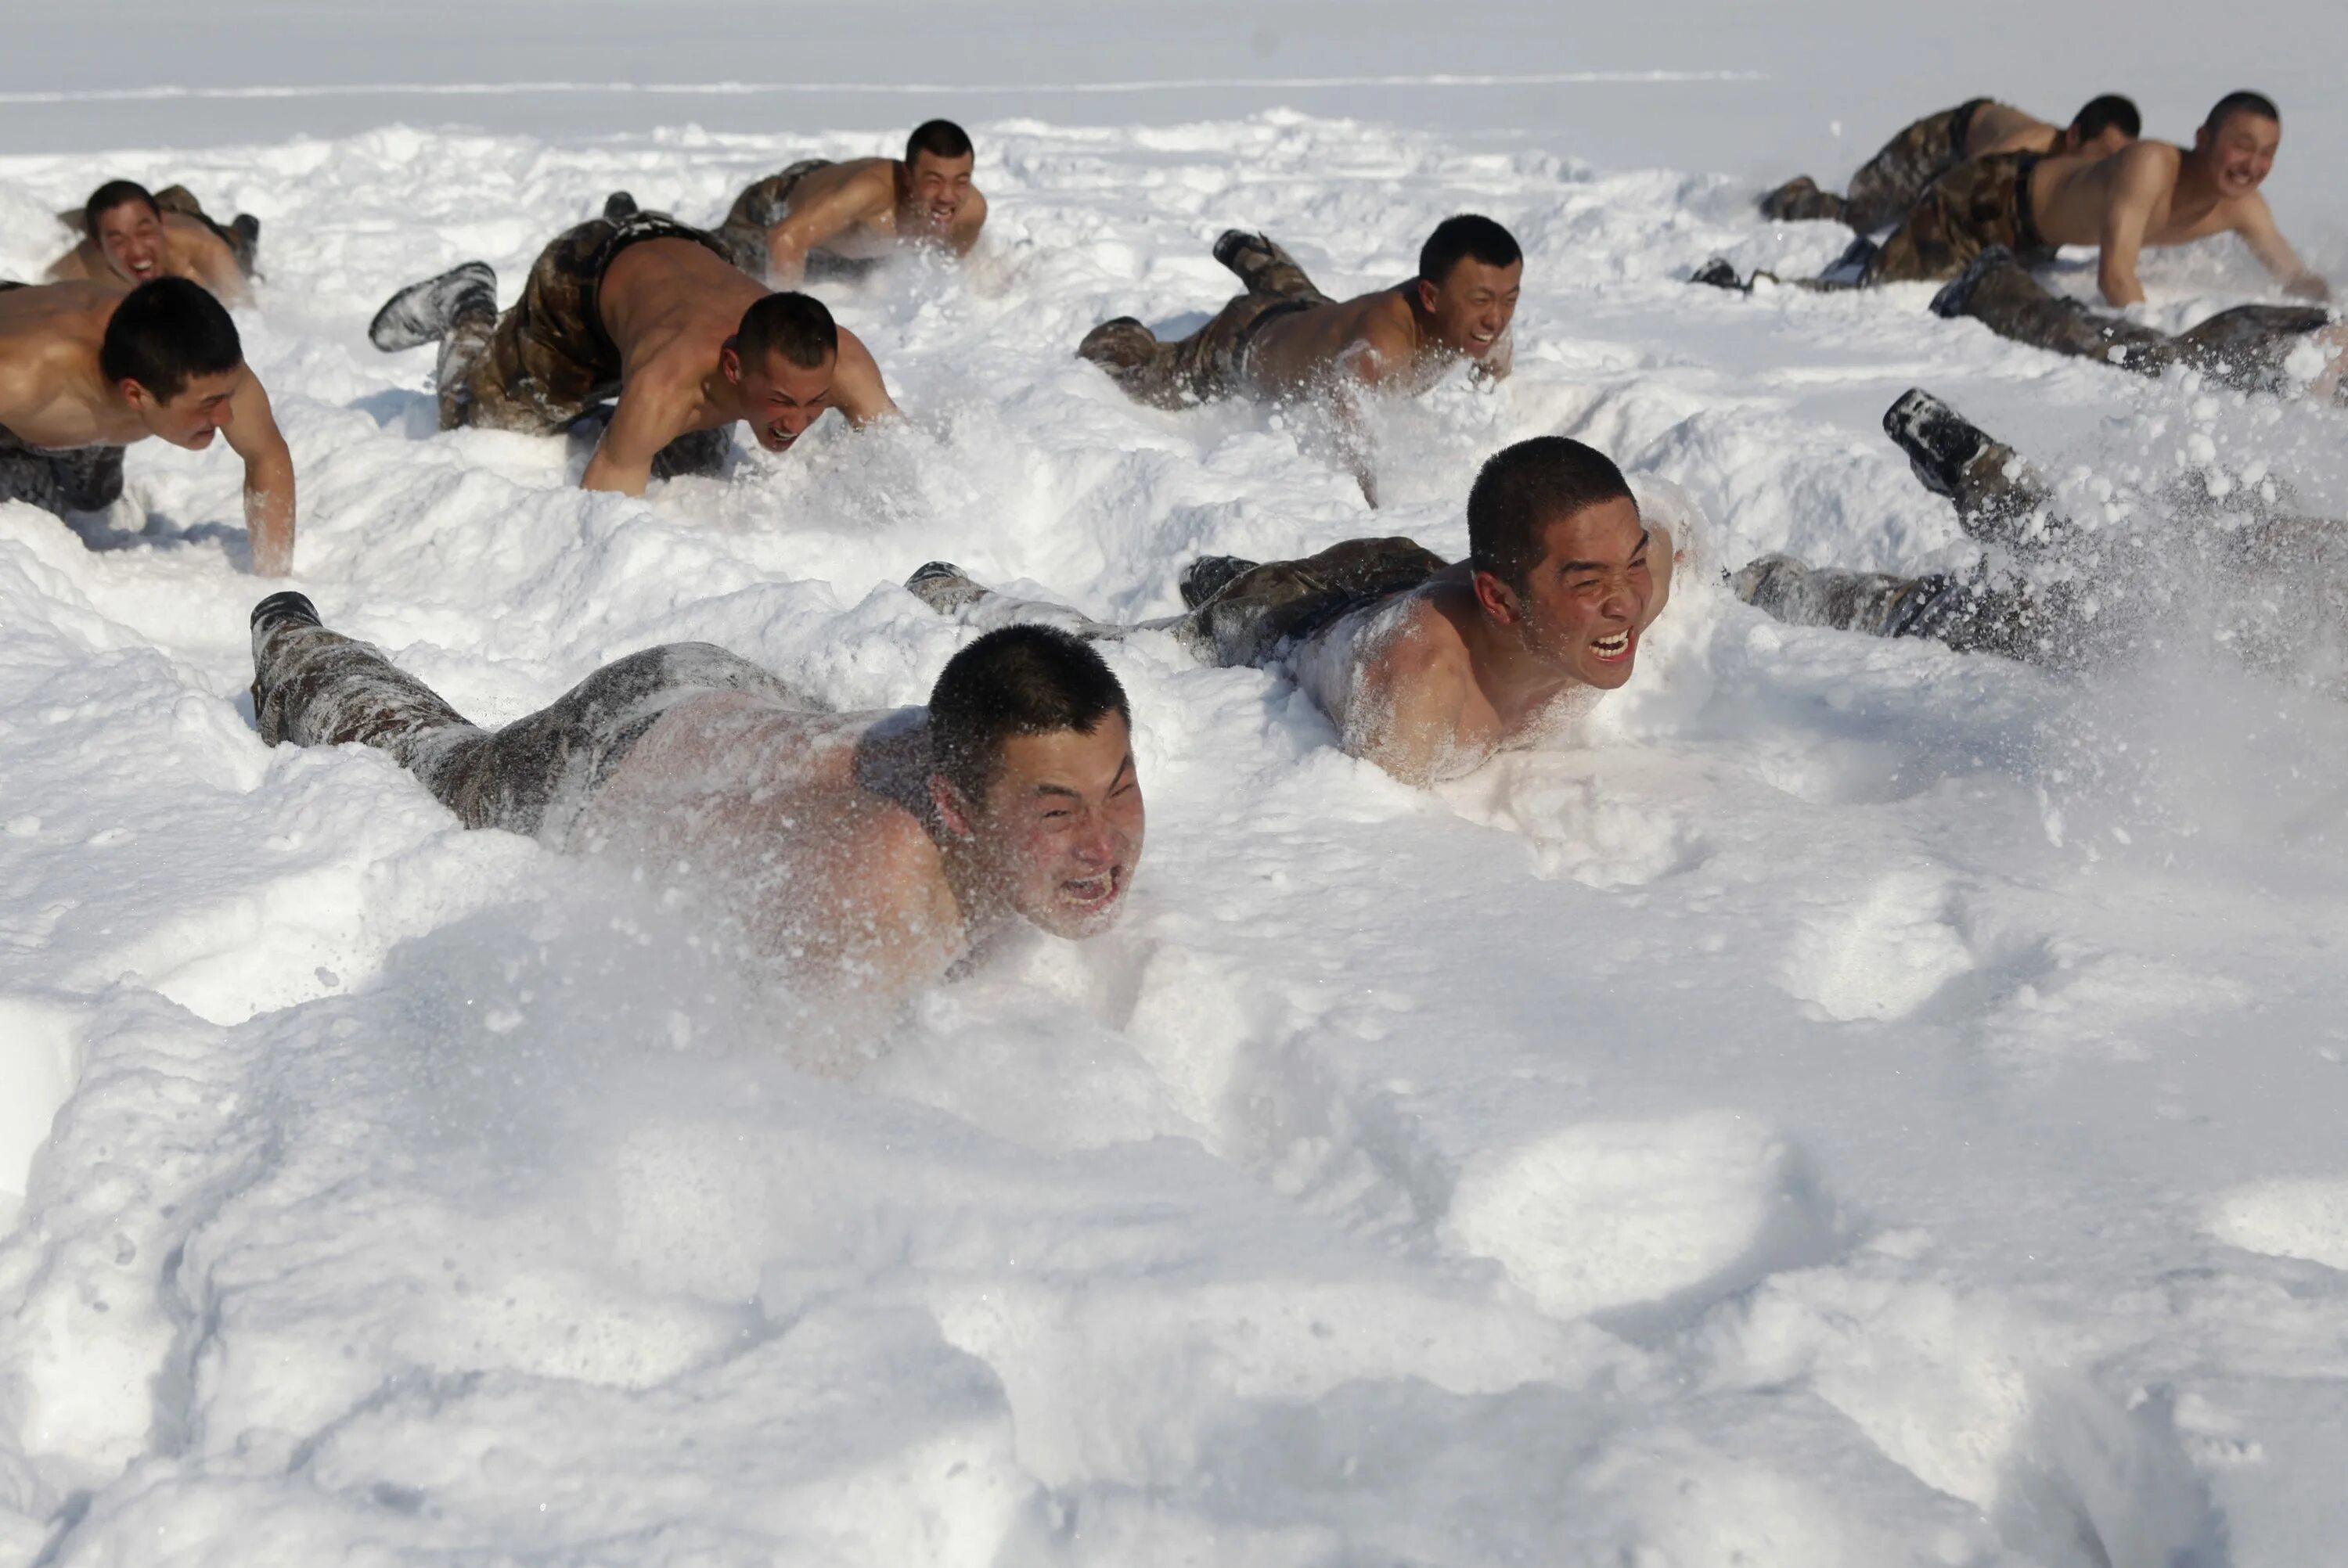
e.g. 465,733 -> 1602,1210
1419,256 -> 1522,361
127,365 -> 246,451
906,150 -> 976,233
2199,112 -> 2280,200
966,716 -> 1144,940
729,347 -> 837,451
95,200 -> 169,285
1491,496 -> 1656,690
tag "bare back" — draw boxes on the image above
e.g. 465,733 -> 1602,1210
1244,286 -> 1433,401
1291,572 -> 1579,784
2032,142 -> 2240,250
1964,102 -> 2058,160
578,689 -> 963,991
597,239 -> 770,415
0,285 -> 144,447
776,159 -> 909,261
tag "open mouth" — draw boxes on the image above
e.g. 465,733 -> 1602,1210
1467,329 -> 1498,354
765,422 -> 798,449
1059,865 -> 1124,914
1590,628 -> 1633,664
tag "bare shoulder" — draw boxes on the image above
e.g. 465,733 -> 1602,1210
1359,592 -> 1471,689
2119,140 -> 2184,182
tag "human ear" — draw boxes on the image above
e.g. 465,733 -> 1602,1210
1417,278 -> 1442,314
1471,567 -> 1520,624
928,774 -> 977,838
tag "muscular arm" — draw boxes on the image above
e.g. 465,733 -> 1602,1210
949,189 -> 989,257
1330,308 -> 1418,508
831,329 -> 903,427
221,375 -> 296,576
582,368 -> 695,496
763,171 -> 890,290
2233,195 -> 2330,301
2096,146 -> 2173,307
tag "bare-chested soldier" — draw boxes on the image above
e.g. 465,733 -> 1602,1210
45,181 -> 259,304
248,595 -> 1142,1005
0,277 -> 296,574
1760,95 -> 2140,234
907,437 -> 1671,786
1704,91 -> 2330,302
708,120 -> 988,288
1077,216 -> 1522,506
368,207 -> 899,496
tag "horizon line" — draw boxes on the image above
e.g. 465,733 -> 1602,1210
0,70 -> 1767,106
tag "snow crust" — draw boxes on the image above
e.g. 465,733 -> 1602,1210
5,45 -> 2348,1568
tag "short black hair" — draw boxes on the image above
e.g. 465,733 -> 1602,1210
735,291 -> 837,369
99,278 -> 242,401
928,624 -> 1131,802
1467,437 -> 1635,592
85,179 -> 160,238
906,120 -> 974,166
2205,91 -> 2281,132
1418,214 -> 1523,288
2069,95 -> 2141,142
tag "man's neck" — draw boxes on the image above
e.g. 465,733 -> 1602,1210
1446,586 -> 1582,725
2171,149 -> 2224,217
1402,291 -> 1449,369
697,360 -> 750,430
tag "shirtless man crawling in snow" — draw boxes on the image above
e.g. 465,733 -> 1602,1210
1759,93 -> 2140,235
368,205 -> 899,495
0,276 -> 297,574
1703,89 -> 2331,307
708,119 -> 989,288
1076,215 -> 1523,506
909,436 -> 1673,786
45,180 -> 260,304
249,595 -> 1143,1005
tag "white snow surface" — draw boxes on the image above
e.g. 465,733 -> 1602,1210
7,16 -> 2348,1565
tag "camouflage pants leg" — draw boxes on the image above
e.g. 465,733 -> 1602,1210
1932,253 -> 2335,396
1079,233 -> 1335,408
442,219 -> 620,435
1842,100 -> 1982,234
0,423 -> 125,519
253,615 -> 808,840
1734,556 -> 2083,666
712,159 -> 834,275
1865,151 -> 2035,284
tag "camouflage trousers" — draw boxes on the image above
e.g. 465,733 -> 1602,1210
1762,98 -> 1988,235
912,535 -> 1449,669
1735,390 -> 2346,668
1932,250 -> 2339,400
0,281 -> 125,519
438,212 -> 738,478
1076,232 -> 1334,408
1863,150 -> 2047,285
251,611 -> 810,847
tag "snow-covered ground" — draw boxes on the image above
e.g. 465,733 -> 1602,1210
6,6 -> 2348,1563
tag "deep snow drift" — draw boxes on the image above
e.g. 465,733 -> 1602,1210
4,93 -> 2348,1568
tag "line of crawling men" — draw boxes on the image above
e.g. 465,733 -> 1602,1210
2,99 -> 2340,1003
